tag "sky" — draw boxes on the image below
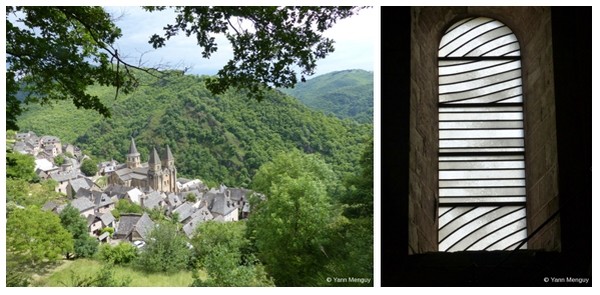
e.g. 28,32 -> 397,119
104,6 -> 376,79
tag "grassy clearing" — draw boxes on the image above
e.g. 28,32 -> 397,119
34,258 -> 204,287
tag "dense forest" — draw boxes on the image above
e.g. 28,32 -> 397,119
17,71 -> 372,188
279,69 -> 373,123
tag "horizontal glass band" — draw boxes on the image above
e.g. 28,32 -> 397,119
440,121 -> 524,129
440,187 -> 525,197
439,196 -> 527,203
440,169 -> 525,179
439,179 -> 526,188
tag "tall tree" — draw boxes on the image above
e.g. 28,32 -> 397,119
59,204 -> 99,258
247,150 -> 336,286
6,6 -> 363,130
190,221 -> 273,287
7,206 -> 74,264
135,222 -> 190,273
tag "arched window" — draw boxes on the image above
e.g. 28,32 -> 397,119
437,17 -> 527,251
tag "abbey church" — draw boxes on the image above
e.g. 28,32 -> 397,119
109,138 -> 178,193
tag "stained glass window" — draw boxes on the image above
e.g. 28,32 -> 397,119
438,17 -> 527,252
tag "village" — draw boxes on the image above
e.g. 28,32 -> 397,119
13,131 -> 253,248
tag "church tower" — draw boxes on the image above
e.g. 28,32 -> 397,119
148,147 -> 163,192
126,138 -> 141,169
161,145 -> 178,192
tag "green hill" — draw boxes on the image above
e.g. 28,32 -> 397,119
279,69 -> 373,123
17,72 -> 372,187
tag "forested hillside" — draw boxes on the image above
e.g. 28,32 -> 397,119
17,72 -> 372,187
279,69 -> 373,123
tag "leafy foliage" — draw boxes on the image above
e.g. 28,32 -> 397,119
98,243 -> 138,265
280,69 -> 374,123
6,151 -> 36,181
7,206 -> 74,264
111,199 -> 143,220
59,204 -> 99,258
80,158 -> 98,176
18,74 -> 371,187
190,221 -> 273,287
61,264 -> 132,287
247,151 -> 336,286
146,6 -> 362,100
135,222 -> 190,273
6,6 -> 135,130
340,137 -> 373,218
7,6 -> 364,130
185,193 -> 197,203
54,154 -> 65,166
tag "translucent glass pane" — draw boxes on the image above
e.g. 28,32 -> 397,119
439,147 -> 525,153
440,121 -> 524,130
439,160 -> 525,170
440,112 -> 523,121
440,187 -> 525,197
440,78 -> 522,101
439,17 -> 520,58
440,21 -> 504,57
440,139 -> 524,148
439,169 -> 525,179
439,179 -> 526,188
439,60 -> 521,85
441,206 -> 526,251
440,69 -> 521,93
439,60 -> 514,76
439,196 -> 527,204
440,129 -> 524,140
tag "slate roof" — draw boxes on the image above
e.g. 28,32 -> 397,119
41,135 -> 60,144
164,145 -> 174,162
71,197 -> 95,213
166,193 -> 182,208
209,193 -> 237,217
135,213 -> 155,240
128,138 -> 140,156
115,213 -> 155,240
228,188 -> 251,202
93,192 -> 114,208
148,147 -> 160,165
143,191 -> 163,209
104,184 -> 132,198
98,211 -> 115,226
183,215 -> 211,237
69,177 -> 94,194
49,170 -> 81,183
173,202 -> 195,222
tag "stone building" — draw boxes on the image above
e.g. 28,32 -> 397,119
109,138 -> 178,193
381,7 -> 590,286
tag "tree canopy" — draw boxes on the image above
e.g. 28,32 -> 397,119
7,206 -> 74,265
247,150 -> 336,286
59,204 -> 99,259
6,6 -> 363,130
135,222 -> 190,273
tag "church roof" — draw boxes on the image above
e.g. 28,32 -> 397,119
149,147 -> 160,165
128,137 -> 140,156
164,145 -> 174,163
